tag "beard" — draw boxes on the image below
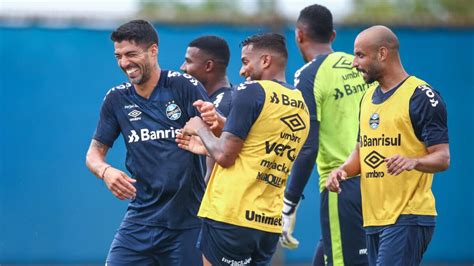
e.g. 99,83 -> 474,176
249,70 -> 263,81
361,66 -> 381,84
124,62 -> 151,85
363,72 -> 377,84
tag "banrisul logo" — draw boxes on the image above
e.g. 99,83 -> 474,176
128,128 -> 180,143
128,130 -> 140,143
269,92 -> 305,110
165,101 -> 181,121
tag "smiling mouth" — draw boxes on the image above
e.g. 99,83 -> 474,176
126,67 -> 139,76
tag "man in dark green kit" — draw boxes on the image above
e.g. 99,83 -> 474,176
280,4 -> 375,265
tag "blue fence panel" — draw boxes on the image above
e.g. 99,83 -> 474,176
0,24 -> 472,264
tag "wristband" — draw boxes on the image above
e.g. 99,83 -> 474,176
101,165 -> 112,179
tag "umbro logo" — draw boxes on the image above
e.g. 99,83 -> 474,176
128,110 -> 142,121
280,114 -> 306,132
364,151 -> 385,169
128,110 -> 141,118
333,56 -> 353,69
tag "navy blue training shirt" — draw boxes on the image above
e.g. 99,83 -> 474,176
93,70 -> 210,229
209,86 -> 233,117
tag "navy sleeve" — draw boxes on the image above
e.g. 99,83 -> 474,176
284,60 -> 322,203
409,85 -> 449,147
285,121 -> 319,203
92,91 -> 120,147
213,90 -> 233,117
223,82 -> 264,140
293,57 -> 326,121
172,72 -> 211,117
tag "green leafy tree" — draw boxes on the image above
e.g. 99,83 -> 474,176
136,0 -> 285,25
345,0 -> 474,26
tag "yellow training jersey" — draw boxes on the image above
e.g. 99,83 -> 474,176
359,76 -> 437,227
198,80 -> 310,233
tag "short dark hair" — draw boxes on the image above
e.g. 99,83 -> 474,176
111,19 -> 159,47
240,33 -> 288,59
188,35 -> 230,67
297,4 -> 333,43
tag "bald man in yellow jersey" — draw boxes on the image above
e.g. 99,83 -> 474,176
327,26 -> 450,265
177,33 -> 310,266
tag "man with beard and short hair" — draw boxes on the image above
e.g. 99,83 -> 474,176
85,19 -> 212,265
326,25 -> 450,265
176,33 -> 310,266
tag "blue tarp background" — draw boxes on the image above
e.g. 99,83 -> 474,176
0,24 -> 472,264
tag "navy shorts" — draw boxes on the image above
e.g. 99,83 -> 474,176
320,176 -> 368,266
366,225 -> 434,265
106,221 -> 202,266
197,218 -> 279,266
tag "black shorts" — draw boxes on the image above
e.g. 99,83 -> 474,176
366,225 -> 434,265
197,218 -> 279,266
320,176 -> 368,265
106,221 -> 202,266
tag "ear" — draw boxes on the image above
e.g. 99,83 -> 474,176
149,44 -> 158,57
378,46 -> 388,61
295,28 -> 304,44
329,30 -> 336,43
261,54 -> 272,69
205,60 -> 214,73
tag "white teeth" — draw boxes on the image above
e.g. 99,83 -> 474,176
126,68 -> 139,75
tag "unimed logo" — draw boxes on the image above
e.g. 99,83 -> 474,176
245,210 -> 282,226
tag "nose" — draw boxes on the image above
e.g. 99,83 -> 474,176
119,57 -> 131,69
352,58 -> 358,68
180,62 -> 186,72
239,66 -> 246,77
